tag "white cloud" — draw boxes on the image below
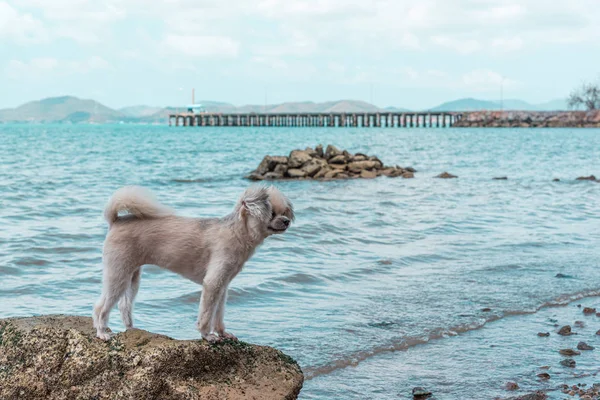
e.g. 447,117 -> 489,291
462,69 -> 517,91
432,35 -> 481,54
491,36 -> 524,52
6,56 -> 111,78
0,1 -> 47,43
162,34 -> 240,58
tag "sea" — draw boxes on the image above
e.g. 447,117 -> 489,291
1,124 -> 599,399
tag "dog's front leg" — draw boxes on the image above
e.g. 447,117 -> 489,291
197,269 -> 225,343
214,287 -> 237,341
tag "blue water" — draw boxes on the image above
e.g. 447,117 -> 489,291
1,124 -> 600,399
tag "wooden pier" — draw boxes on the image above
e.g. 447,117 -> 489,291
168,112 -> 462,128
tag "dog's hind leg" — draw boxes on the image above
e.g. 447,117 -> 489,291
119,268 -> 141,329
93,258 -> 134,340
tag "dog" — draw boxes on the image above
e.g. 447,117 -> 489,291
92,185 -> 294,342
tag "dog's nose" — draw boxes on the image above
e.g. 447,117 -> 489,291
283,218 -> 290,227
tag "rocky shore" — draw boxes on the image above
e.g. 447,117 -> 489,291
453,111 -> 600,128
246,144 -> 414,181
0,315 -> 303,400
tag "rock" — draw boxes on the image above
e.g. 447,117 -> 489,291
559,348 -> 581,356
401,171 -> 415,179
552,178 -> 560,182
574,320 -> 585,328
537,373 -> 551,380
324,170 -> 339,179
504,391 -> 547,400
576,175 -> 597,181
301,159 -> 327,177
554,273 -> 571,278
256,155 -> 288,175
481,308 -> 492,312
330,163 -> 347,171
247,172 -> 264,181
352,154 -> 368,162
505,381 -> 520,391
348,160 -> 378,172
288,150 -> 312,169
0,315 -> 303,400
537,332 -> 550,337
493,176 -> 508,180
583,307 -> 597,315
560,358 -> 576,368
304,147 -> 318,157
577,342 -> 595,351
286,168 -> 307,178
274,163 -> 288,175
315,144 -> 324,158
558,325 -> 573,336
360,170 -> 377,179
412,387 -> 432,398
328,154 -> 347,165
336,173 -> 350,179
313,166 -> 331,179
405,166 -> 417,173
325,144 -> 342,160
263,172 -> 283,180
378,259 -> 393,265
436,172 -> 458,179
597,329 -> 600,335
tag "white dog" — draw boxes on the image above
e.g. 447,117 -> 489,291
92,185 -> 294,342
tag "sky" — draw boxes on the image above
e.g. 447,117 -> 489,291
1,0 -> 599,110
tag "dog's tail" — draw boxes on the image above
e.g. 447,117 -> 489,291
104,186 -> 174,228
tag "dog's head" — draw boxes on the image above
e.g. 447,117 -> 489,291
236,185 -> 294,239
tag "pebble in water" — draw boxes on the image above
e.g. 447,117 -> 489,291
560,358 -> 576,368
577,342 -> 595,351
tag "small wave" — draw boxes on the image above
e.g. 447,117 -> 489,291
304,287 -> 600,380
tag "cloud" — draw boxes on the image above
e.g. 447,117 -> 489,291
5,56 -> 111,78
0,1 -> 47,43
431,35 -> 481,54
162,34 -> 240,58
491,36 -> 524,52
462,69 -> 517,91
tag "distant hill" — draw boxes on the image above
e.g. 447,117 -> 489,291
118,105 -> 163,118
0,96 -> 574,123
429,97 -> 570,112
0,96 -> 125,122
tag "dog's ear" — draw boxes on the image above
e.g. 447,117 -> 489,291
237,186 -> 270,221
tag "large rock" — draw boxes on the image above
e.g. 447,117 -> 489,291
301,159 -> 327,177
436,172 -> 458,179
286,168 -> 307,178
328,155 -> 347,165
0,315 -> 303,400
348,161 -> 378,172
324,145 -> 342,160
288,150 -> 312,169
256,156 -> 288,175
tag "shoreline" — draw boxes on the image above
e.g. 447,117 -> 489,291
303,293 -> 600,399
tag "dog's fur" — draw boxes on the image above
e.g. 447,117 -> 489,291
92,185 -> 294,342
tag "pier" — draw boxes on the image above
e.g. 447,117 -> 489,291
168,112 -> 462,128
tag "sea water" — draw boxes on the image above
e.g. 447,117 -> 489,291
1,124 -> 599,399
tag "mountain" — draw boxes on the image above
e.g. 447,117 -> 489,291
429,98 -> 501,111
118,105 -> 163,117
429,97 -> 570,112
0,96 -> 125,123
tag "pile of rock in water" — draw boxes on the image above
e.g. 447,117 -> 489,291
247,144 -> 414,181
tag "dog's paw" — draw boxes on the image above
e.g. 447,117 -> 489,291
96,330 -> 114,341
203,333 -> 221,344
220,331 -> 238,341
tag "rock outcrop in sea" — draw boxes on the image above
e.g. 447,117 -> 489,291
246,144 -> 414,181
0,315 -> 303,400
453,110 -> 600,128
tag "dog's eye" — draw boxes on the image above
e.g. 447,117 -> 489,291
271,211 -> 276,219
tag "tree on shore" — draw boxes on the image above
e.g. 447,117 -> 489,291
568,80 -> 600,110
